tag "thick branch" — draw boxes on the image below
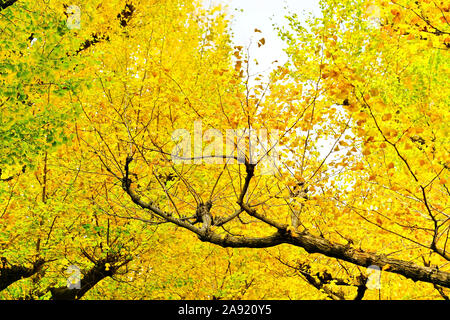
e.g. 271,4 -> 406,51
75,34 -> 110,55
73,2 -> 135,55
181,225 -> 450,288
117,3 -> 135,27
122,156 -> 203,235
50,255 -> 131,300
0,165 -> 26,182
122,158 -> 450,289
0,0 -> 18,11
0,259 -> 45,291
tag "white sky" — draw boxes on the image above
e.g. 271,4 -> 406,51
203,0 -> 321,80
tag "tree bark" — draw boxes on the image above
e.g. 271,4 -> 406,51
0,0 -> 18,11
203,229 -> 450,288
50,255 -> 131,300
0,259 -> 45,291
50,263 -> 113,300
122,158 -> 450,290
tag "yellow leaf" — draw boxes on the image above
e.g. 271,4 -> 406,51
258,38 -> 265,47
286,226 -> 297,236
382,264 -> 391,271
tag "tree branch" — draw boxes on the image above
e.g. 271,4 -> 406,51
50,254 -> 132,300
122,160 -> 450,289
0,0 -> 18,11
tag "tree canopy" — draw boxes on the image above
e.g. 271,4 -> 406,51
0,0 -> 449,300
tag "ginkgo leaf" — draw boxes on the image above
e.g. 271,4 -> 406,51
1,0 -> 449,302
258,38 -> 265,47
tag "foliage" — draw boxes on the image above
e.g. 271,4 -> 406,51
0,0 -> 449,300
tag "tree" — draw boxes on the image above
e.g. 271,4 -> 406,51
1,0 -> 449,300
0,0 -> 148,299
111,0 -> 449,299
2,0 -> 279,300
